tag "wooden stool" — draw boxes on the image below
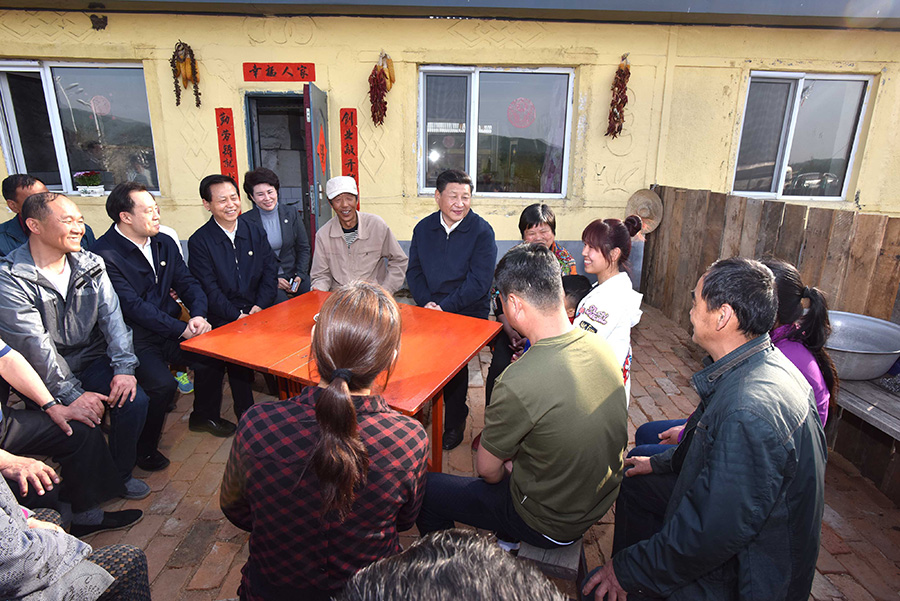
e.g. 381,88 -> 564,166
518,537 -> 587,600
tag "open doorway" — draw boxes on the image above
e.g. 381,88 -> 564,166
246,94 -> 311,241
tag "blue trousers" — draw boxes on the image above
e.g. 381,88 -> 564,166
76,356 -> 149,482
416,472 -> 566,550
628,418 -> 686,458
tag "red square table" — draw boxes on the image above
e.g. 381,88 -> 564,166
181,291 -> 500,471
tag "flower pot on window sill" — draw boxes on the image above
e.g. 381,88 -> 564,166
76,185 -> 105,197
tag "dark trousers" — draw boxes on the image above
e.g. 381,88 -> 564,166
223,364 -> 254,419
416,472 -> 566,550
443,365 -> 469,433
133,336 -> 227,454
611,472 -> 678,557
75,357 -> 149,482
628,419 -> 686,458
0,406 -> 125,512
485,329 -> 514,407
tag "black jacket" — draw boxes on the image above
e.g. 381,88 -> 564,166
405,211 -> 496,319
187,218 -> 277,328
615,335 -> 827,600
92,225 -> 208,343
240,202 -> 310,290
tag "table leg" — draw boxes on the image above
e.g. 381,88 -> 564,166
431,391 -> 443,473
277,376 -> 290,400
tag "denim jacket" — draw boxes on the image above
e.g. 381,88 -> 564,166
0,245 -> 137,405
615,335 -> 827,601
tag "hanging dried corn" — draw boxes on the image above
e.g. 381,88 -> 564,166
605,53 -> 630,138
170,41 -> 201,108
368,51 -> 395,126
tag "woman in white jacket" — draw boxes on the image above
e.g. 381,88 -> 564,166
573,215 -> 643,400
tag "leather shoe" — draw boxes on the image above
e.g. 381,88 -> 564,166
189,415 -> 237,437
71,509 -> 143,538
136,450 -> 170,472
442,427 -> 465,450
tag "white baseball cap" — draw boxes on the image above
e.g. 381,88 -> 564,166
325,176 -> 358,200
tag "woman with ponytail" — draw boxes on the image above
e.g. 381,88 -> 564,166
220,282 -> 429,601
762,258 -> 837,426
628,258 -> 836,457
574,215 -> 644,399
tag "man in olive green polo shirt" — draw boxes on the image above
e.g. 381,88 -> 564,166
416,243 -> 628,549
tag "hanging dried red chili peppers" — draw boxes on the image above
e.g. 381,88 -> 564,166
605,53 -> 630,138
368,52 -> 395,126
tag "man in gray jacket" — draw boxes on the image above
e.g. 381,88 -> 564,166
0,192 -> 150,500
584,258 -> 826,601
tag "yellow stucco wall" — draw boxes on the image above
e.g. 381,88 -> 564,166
1,10 -> 898,242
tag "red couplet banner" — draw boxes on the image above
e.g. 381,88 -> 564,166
215,108 -> 239,188
339,108 -> 360,208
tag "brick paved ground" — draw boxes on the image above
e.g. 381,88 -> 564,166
79,305 -> 900,600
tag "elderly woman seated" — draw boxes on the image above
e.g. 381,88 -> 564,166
0,476 -> 150,601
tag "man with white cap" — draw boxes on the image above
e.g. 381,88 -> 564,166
310,176 -> 408,294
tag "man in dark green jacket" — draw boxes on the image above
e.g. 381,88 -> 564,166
585,257 -> 826,601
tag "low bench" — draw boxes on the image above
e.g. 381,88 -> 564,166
828,379 -> 900,503
518,537 -> 586,600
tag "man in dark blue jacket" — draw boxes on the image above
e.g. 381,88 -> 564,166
406,169 -> 496,450
584,258 -> 826,601
93,183 -> 235,471
188,174 -> 277,419
1,175 -> 96,256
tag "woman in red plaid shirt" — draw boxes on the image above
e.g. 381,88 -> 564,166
220,283 -> 429,601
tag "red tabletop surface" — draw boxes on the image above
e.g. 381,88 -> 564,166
181,291 -> 501,417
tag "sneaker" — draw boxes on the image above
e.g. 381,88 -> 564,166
122,477 -> 151,500
175,371 -> 194,394
71,509 -> 143,538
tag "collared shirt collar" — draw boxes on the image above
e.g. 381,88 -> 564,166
114,223 -> 154,273
439,212 -> 464,235
215,219 -> 238,245
691,334 -> 772,401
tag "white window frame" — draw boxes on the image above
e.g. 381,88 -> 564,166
0,60 -> 160,195
732,70 -> 872,202
418,65 -> 575,198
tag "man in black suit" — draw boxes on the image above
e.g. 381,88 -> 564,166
92,182 -> 235,472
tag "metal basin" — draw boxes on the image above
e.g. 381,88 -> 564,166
825,311 -> 900,381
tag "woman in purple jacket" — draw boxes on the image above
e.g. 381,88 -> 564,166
630,258 -> 836,456
763,258 -> 837,426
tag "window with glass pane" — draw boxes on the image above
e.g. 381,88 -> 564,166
782,79 -> 866,197
51,67 -> 158,191
477,72 -> 568,194
733,73 -> 868,199
3,73 -> 61,186
420,68 -> 572,195
424,74 -> 468,188
734,79 -> 793,193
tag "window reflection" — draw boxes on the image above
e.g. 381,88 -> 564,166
51,67 -> 159,191
783,79 -> 865,197
476,72 -> 568,194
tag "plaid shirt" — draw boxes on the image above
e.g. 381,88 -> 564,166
220,387 -> 429,598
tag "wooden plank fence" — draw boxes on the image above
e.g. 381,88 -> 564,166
639,186 -> 900,331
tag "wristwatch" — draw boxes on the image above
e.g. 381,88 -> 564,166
41,400 -> 60,412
